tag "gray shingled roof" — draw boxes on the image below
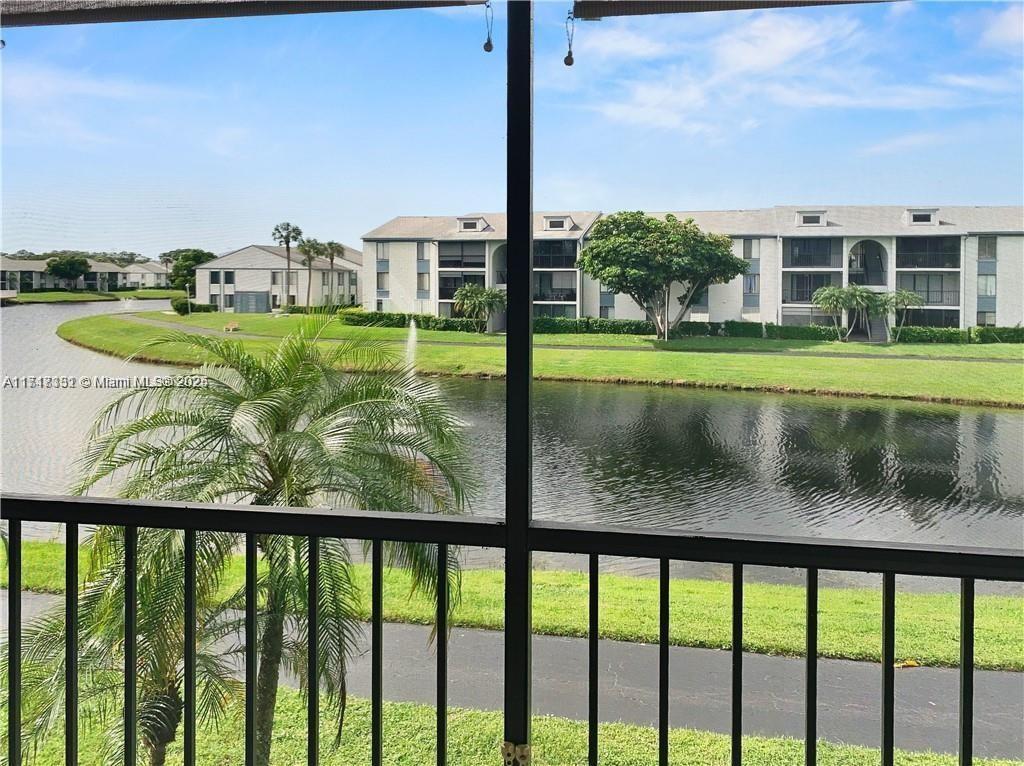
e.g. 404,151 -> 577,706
363,212 -> 603,241
197,244 -> 363,270
0,256 -> 126,272
364,206 -> 1023,240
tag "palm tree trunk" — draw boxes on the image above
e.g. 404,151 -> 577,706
149,740 -> 169,766
255,588 -> 286,766
285,245 -> 291,309
306,265 -> 313,308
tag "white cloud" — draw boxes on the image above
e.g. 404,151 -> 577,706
3,63 -> 186,105
860,131 -> 948,156
574,26 -> 671,61
593,73 -> 710,132
204,126 -> 251,158
979,3 -> 1024,54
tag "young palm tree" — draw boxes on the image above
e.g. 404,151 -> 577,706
272,222 -> 303,309
845,284 -> 875,340
453,284 -> 507,333
298,237 -> 323,308
323,241 -> 347,306
886,288 -> 925,342
12,318 -> 472,766
810,285 -> 847,340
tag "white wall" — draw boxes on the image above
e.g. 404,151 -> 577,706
996,235 -> 1023,327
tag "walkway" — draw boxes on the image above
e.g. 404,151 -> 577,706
119,313 -> 1022,364
8,592 -> 1023,759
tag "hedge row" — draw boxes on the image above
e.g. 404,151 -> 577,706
337,310 -> 480,333
531,316 -> 656,335
895,326 -> 969,344
970,326 -> 1024,344
170,297 -> 216,315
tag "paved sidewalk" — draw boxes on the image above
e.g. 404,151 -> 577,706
7,591 -> 1022,759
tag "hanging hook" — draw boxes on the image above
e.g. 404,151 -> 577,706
483,0 -> 494,53
564,9 -> 575,66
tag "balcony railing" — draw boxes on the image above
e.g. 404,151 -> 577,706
848,271 -> 887,286
533,289 -> 577,302
896,254 -> 961,269
783,287 -> 833,303
906,289 -> 960,306
4,492 -> 1021,766
783,253 -> 842,269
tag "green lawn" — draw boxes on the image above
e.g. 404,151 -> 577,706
135,310 -> 1024,359
56,314 -> 1024,406
7,541 -> 1022,670
22,691 -> 1023,765
10,289 -> 184,304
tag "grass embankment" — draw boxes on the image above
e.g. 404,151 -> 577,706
11,289 -> 184,304
58,314 -> 1024,406
24,691 -> 1024,765
7,541 -> 1022,670
139,310 -> 1024,359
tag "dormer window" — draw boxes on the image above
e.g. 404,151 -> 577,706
908,209 -> 937,225
798,211 -> 826,227
461,220 -> 477,231
458,217 -> 486,233
548,218 -> 565,230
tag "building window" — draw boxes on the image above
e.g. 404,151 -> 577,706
376,300 -> 384,312
460,220 -> 478,231
438,271 -> 485,299
272,294 -> 280,308
533,240 -> 576,268
417,242 -> 428,260
978,275 -> 996,297
223,294 -> 234,309
417,272 -> 430,293
288,295 -> 295,306
911,212 -> 933,224
743,274 -> 760,294
904,308 -> 959,328
377,272 -> 389,291
224,271 -> 235,285
322,272 -> 330,286
439,242 -> 486,269
547,218 -> 565,230
376,242 -> 390,260
533,303 -> 576,319
977,311 -> 996,327
599,306 -> 614,319
896,237 -> 960,269
272,271 -> 280,286
798,211 -> 825,226
742,238 -> 756,259
978,236 -> 997,261
209,271 -> 220,284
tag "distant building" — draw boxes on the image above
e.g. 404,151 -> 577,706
361,206 -> 1024,335
122,261 -> 170,288
0,256 -> 126,292
194,244 -> 362,312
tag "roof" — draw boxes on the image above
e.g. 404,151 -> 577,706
121,260 -> 168,274
1,256 -> 126,272
364,206 -> 1023,240
196,244 -> 363,271
363,212 -> 603,241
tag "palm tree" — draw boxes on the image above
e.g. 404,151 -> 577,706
323,241 -> 347,306
13,318 -> 472,766
298,237 -> 323,308
453,284 -> 507,333
886,288 -> 925,342
272,222 -> 303,310
845,284 -> 875,340
810,285 -> 847,340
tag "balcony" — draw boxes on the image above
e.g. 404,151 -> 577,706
783,253 -> 842,269
909,289 -> 960,306
896,253 -> 961,269
848,269 -> 887,287
534,289 -> 577,302
783,287 -> 825,303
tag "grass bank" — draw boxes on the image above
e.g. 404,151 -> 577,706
7,541 -> 1022,670
23,691 -> 1023,765
10,289 -> 184,304
57,314 -> 1024,406
138,310 -> 1024,359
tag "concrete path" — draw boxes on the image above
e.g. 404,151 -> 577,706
119,313 -> 1023,364
7,592 -> 1022,759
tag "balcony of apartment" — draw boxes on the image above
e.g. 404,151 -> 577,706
895,237 -> 961,269
897,275 -> 960,306
782,274 -> 840,304
533,272 -> 576,303
783,239 -> 842,269
847,240 -> 888,286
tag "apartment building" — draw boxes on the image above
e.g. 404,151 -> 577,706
362,206 -> 1024,334
194,244 -> 362,312
121,260 -> 170,288
0,256 -> 127,292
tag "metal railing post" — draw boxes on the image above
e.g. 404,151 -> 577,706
503,1 -> 534,763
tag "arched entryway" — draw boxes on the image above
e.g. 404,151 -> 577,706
848,240 -> 887,287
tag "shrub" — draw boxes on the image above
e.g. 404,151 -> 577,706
723,320 -> 764,338
668,321 -> 723,338
337,310 -> 479,333
170,297 -> 216,315
583,317 -> 656,335
764,323 -> 841,341
532,316 -> 585,334
970,326 -> 1024,344
896,326 -> 968,344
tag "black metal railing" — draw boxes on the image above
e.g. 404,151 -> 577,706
783,253 -> 842,269
848,270 -> 887,286
4,492 -> 1022,766
782,287 -> 830,303
903,289 -> 961,306
896,253 -> 961,269
533,289 -> 576,302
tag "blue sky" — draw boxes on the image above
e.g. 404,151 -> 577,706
2,1 -> 1022,258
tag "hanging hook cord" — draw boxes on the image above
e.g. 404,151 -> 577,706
566,9 -> 575,54
485,0 -> 494,47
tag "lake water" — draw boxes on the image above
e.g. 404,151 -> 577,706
2,302 -> 1022,556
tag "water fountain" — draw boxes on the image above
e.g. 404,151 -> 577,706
119,296 -> 138,312
405,317 -> 417,368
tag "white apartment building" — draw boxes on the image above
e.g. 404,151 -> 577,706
361,206 -> 1024,335
195,244 -> 362,312
0,256 -> 127,292
121,260 -> 170,288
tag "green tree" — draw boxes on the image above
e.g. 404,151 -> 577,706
163,249 -> 216,294
11,318 -> 471,766
845,284 -> 877,340
453,283 -> 507,333
272,223 -> 303,309
810,285 -> 848,339
579,212 -> 746,340
44,254 -> 91,287
323,241 -> 347,306
884,288 -> 925,342
298,237 -> 324,308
